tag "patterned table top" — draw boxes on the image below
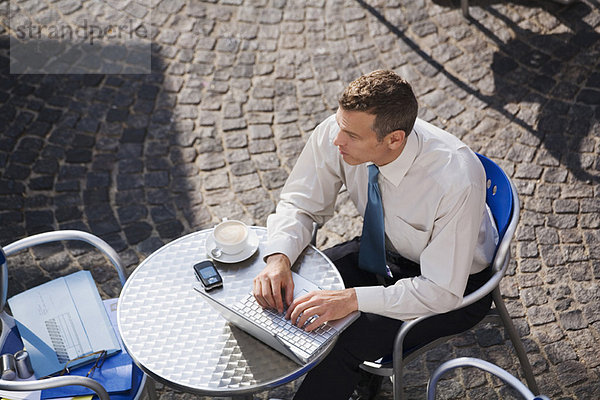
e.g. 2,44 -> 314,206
117,227 -> 346,396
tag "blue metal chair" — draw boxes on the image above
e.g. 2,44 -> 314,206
427,357 -> 550,400
358,153 -> 540,399
0,230 -> 156,400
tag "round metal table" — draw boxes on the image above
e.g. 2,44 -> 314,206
117,227 -> 346,398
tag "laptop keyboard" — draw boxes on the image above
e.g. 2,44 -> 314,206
232,294 -> 336,360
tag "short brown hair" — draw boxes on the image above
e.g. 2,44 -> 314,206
339,70 -> 418,141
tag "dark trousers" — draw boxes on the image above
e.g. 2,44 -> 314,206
293,238 -> 492,400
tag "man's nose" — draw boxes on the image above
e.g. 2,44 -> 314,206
333,131 -> 343,146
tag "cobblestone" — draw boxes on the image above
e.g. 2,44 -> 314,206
1,0 -> 599,399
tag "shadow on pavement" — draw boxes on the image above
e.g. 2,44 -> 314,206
358,0 -> 599,183
0,34 -> 207,296
485,2 -> 600,183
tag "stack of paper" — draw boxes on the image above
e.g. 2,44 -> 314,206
40,299 -> 133,398
8,271 -> 121,378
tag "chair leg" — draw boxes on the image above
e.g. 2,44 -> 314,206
461,0 -> 469,17
492,288 -> 540,395
144,377 -> 158,400
392,356 -> 405,400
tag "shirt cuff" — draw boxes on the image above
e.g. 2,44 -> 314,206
263,238 -> 300,265
354,286 -> 385,314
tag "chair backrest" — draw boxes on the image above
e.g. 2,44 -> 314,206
0,248 -> 6,304
427,357 -> 550,400
1,230 -> 127,311
452,153 -> 519,307
476,153 -> 513,241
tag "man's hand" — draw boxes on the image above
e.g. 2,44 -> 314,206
253,253 -> 293,313
285,288 -> 358,332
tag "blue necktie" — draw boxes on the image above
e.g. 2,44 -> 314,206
358,164 -> 388,276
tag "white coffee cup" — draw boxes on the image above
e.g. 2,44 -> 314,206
212,219 -> 249,255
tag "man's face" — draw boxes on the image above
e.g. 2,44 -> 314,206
334,108 -> 389,166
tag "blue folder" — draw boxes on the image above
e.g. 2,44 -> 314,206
40,349 -> 133,398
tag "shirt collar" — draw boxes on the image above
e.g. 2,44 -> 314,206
377,129 -> 419,187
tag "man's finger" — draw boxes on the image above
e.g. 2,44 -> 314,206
260,277 -> 277,309
296,307 -> 320,330
252,279 -> 269,308
303,314 -> 324,332
288,298 -> 311,326
285,282 -> 295,309
270,278 -> 284,313
254,277 -> 276,309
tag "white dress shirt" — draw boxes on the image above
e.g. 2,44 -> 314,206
265,114 -> 499,321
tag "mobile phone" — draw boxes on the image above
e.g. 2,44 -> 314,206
193,260 -> 223,290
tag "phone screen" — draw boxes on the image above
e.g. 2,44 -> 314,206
194,261 -> 223,290
198,265 -> 218,279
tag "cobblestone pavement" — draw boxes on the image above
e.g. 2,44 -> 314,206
1,0 -> 599,399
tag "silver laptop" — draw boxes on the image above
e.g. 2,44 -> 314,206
193,271 -> 360,365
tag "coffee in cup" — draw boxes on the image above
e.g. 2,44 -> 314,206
212,219 -> 249,255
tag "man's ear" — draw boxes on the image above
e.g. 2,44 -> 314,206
386,130 -> 406,150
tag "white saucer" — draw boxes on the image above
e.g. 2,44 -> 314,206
205,229 -> 259,263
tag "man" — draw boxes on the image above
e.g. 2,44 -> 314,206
253,70 -> 498,399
